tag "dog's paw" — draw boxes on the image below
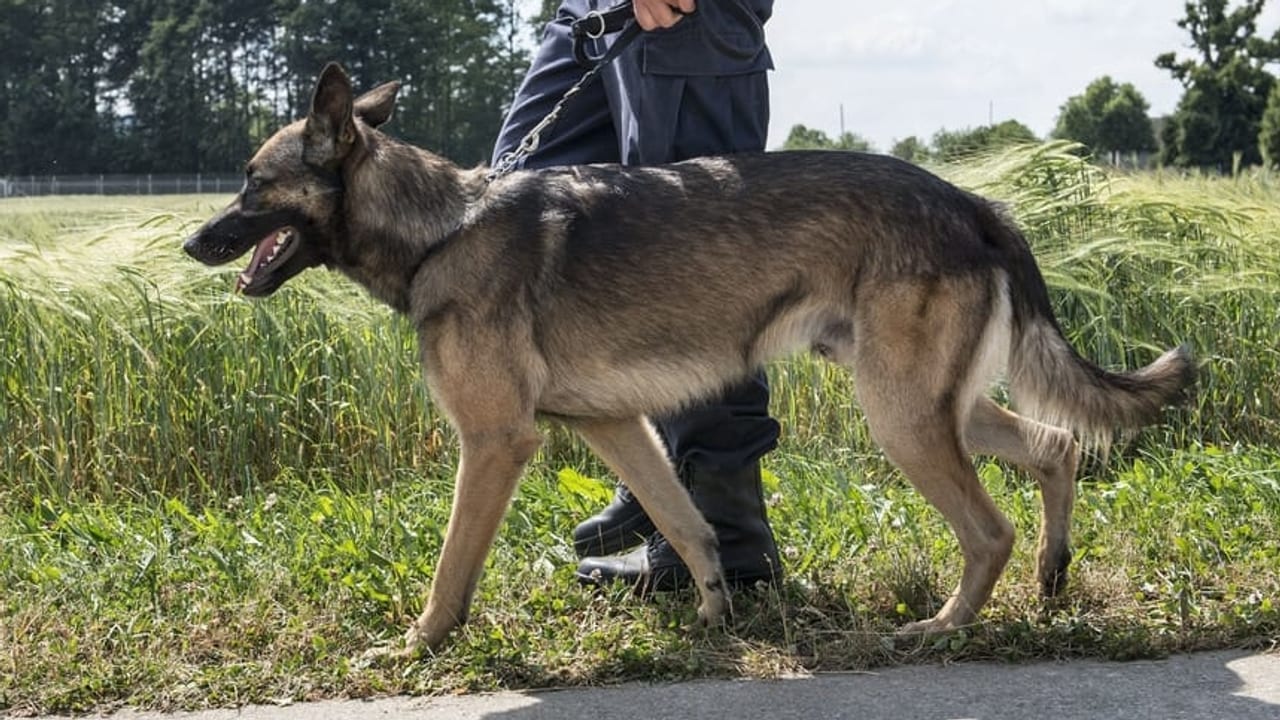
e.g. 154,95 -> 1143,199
694,576 -> 731,628
354,644 -> 409,669
695,603 -> 727,628
1037,548 -> 1073,598
354,636 -> 427,668
896,615 -> 965,638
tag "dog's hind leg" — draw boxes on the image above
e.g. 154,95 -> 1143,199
849,282 -> 1015,635
864,402 -> 1015,635
963,397 -> 1080,597
568,416 -> 729,626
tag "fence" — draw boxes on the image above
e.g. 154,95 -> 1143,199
0,174 -> 242,197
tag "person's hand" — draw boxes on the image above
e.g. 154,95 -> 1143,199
634,0 -> 695,30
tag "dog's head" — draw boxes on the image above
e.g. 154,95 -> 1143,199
183,63 -> 400,297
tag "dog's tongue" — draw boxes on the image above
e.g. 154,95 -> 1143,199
235,230 -> 284,292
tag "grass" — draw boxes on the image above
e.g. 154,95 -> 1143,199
1,144 -> 1278,713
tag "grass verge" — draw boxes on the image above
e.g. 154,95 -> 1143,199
2,447 -> 1277,713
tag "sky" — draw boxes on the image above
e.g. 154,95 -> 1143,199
763,0 -> 1280,151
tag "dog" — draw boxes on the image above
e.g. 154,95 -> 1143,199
184,63 -> 1194,657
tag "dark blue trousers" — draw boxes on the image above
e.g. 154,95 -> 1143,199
492,0 -> 779,473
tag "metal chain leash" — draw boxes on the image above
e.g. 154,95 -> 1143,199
486,6 -> 643,184
486,56 -> 610,183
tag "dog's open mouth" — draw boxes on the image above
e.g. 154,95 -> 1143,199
236,227 -> 299,294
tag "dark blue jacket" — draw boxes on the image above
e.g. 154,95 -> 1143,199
642,0 -> 774,76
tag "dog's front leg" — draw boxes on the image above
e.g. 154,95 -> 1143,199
401,424 -> 541,654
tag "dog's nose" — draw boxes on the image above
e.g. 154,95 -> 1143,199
183,233 -> 225,264
182,234 -> 202,259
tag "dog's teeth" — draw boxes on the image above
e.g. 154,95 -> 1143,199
239,272 -> 252,286
261,231 -> 289,267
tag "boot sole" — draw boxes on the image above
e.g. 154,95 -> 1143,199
575,565 -> 782,594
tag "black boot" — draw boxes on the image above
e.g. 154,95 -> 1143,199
576,462 -> 782,592
572,483 -> 658,558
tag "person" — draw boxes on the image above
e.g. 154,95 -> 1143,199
491,0 -> 781,591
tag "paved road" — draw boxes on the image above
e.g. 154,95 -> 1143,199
73,649 -> 1280,720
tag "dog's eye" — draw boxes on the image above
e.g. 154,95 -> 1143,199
245,164 -> 272,190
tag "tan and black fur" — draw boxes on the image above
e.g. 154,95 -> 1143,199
185,64 -> 1195,656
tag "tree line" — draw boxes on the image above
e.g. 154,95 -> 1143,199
6,0 -> 1280,175
781,120 -> 1042,164
787,0 -> 1280,173
0,0 -> 537,175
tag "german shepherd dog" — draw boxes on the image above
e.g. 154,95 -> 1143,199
185,64 -> 1194,657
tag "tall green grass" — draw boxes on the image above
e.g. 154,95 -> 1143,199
946,143 -> 1278,446
1,196 -> 446,500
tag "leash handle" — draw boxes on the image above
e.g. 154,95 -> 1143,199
572,2 -> 702,66
572,1 -> 638,67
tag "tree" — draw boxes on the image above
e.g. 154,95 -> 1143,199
129,0 -> 209,172
0,0 -> 118,174
0,0 -> 531,174
1054,76 -> 1157,163
1259,82 -> 1280,167
279,0 -> 527,165
781,124 -> 874,152
1156,0 -> 1280,170
931,120 -> 1038,162
890,136 -> 929,164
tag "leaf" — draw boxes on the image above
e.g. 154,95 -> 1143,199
556,468 -> 612,506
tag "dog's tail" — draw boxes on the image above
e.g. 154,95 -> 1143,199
981,202 -> 1195,447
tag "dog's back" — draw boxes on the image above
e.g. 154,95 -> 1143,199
439,151 -> 1193,432
434,152 -> 1022,415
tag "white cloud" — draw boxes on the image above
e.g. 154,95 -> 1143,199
765,0 -> 1280,150
787,16 -> 938,65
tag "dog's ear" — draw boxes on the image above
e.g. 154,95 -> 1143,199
354,81 -> 401,129
304,63 -> 356,168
